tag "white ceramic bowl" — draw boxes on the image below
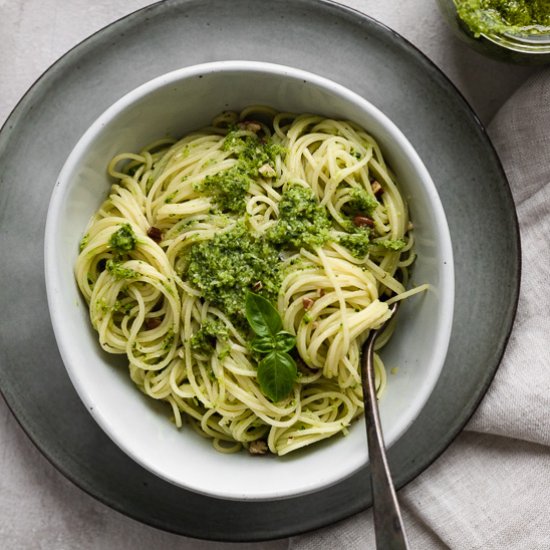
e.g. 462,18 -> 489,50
45,61 -> 454,501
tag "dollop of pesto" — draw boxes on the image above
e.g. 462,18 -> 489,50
109,223 -> 137,253
456,0 -> 550,37
345,187 -> 379,217
200,165 -> 253,214
186,223 -> 281,318
338,232 -> 371,258
267,184 -> 331,249
338,187 -> 380,233
223,130 -> 285,170
196,130 -> 286,214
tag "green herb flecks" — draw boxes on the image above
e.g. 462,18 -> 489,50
267,184 -> 331,250
162,328 -> 175,350
96,299 -> 135,314
245,292 -> 297,402
106,259 -> 138,280
79,233 -> 90,252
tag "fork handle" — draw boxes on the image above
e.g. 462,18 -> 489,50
362,330 -> 410,550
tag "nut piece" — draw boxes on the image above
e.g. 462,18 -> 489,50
302,297 -> 314,310
371,180 -> 383,196
258,163 -> 276,178
147,226 -> 162,243
237,120 -> 262,133
144,317 -> 162,330
248,440 -> 269,455
252,281 -> 263,292
353,215 -> 375,228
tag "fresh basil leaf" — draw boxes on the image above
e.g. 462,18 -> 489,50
257,351 -> 297,402
251,335 -> 277,354
274,330 -> 296,352
245,292 -> 283,337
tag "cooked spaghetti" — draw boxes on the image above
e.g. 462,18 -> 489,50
75,106 -> 423,455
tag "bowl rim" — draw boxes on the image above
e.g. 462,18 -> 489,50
44,59 -> 454,500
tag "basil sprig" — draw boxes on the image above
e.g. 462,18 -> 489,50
245,292 -> 298,402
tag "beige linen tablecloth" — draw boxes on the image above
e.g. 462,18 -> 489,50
291,70 -> 550,550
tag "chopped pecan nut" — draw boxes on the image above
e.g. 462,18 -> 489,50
353,215 -> 375,228
237,120 -> 262,133
144,317 -> 162,330
147,226 -> 162,243
302,297 -> 314,310
248,440 -> 269,455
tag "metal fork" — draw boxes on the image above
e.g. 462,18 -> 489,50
361,301 -> 410,550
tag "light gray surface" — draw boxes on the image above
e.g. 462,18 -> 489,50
0,1 -> 537,548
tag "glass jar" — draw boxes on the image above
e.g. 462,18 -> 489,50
436,0 -> 550,63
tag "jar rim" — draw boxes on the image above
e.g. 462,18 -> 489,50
484,29 -> 550,53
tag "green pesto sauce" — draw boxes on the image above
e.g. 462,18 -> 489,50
106,259 -> 138,280
337,187 -> 380,233
378,239 -> 406,251
339,235 -> 405,259
190,319 -> 229,355
185,184 -> 337,322
200,164 -> 253,214
338,231 -> 371,258
112,300 -> 134,313
162,328 -> 175,351
456,0 -> 550,37
334,186 -> 380,257
97,298 -> 134,314
267,185 -> 331,249
186,223 -> 282,318
345,187 -> 379,217
79,233 -> 90,252
185,132 -> 388,324
185,182 -> 386,319
195,130 -> 286,214
109,223 -> 137,253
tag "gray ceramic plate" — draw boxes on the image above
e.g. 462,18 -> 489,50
0,0 -> 519,542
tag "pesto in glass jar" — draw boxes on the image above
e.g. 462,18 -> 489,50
456,0 -> 550,37
437,0 -> 550,62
